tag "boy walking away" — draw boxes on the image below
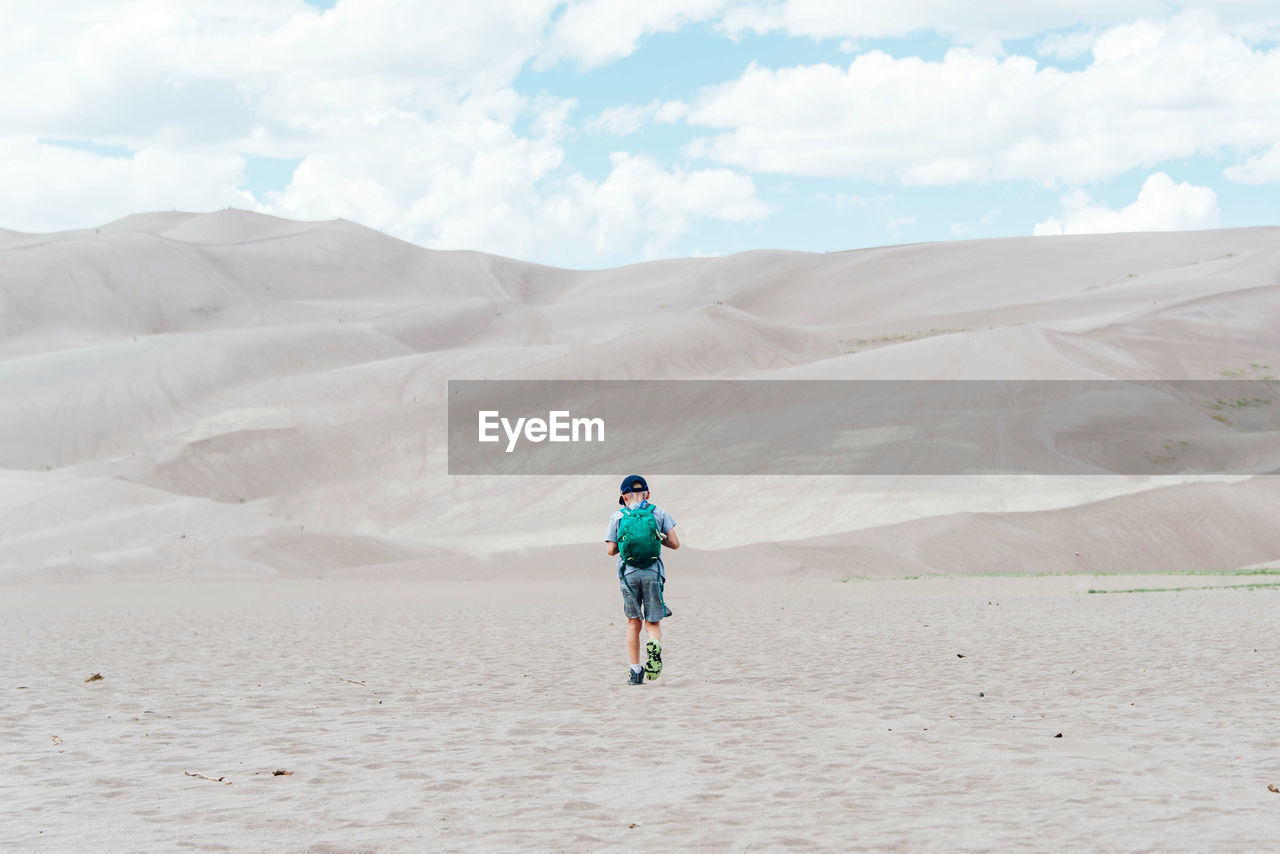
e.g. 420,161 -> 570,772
606,475 -> 679,685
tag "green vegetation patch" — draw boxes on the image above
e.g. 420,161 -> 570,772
841,328 -> 967,351
1219,364 -> 1275,380
1212,396 -> 1272,410
837,567 -> 1280,584
1088,582 -> 1280,594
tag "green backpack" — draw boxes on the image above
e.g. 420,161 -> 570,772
618,503 -> 662,568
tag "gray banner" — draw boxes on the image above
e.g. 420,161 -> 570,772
447,380 -> 1280,475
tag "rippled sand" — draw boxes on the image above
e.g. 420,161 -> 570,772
5,577 -> 1279,851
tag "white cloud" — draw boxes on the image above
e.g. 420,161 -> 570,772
1224,142 -> 1280,184
533,0 -> 1280,70
716,1 -> 1280,48
950,208 -> 1000,236
1032,172 -> 1220,235
540,0 -> 732,70
685,12 -> 1280,186
585,99 -> 689,136
0,1 -> 770,265
0,2 -> 1273,264
0,1 -> 563,145
1036,29 -> 1099,59
259,99 -> 768,264
260,129 -> 769,265
586,105 -> 653,137
587,152 -> 771,259
655,101 -> 689,123
0,136 -> 252,232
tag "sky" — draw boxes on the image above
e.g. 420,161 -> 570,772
1,1 -> 1278,268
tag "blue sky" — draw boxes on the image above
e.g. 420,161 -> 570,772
3,2 -> 1279,268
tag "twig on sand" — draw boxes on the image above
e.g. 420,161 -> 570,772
272,769 -> 293,776
343,679 -> 366,686
185,770 -> 233,785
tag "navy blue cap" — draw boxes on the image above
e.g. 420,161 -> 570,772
619,474 -> 648,504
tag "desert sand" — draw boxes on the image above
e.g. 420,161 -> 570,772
4,578 -> 1280,851
2,211 -> 1279,850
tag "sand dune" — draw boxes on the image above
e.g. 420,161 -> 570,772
2,211 -> 1279,578
4,212 -> 1280,850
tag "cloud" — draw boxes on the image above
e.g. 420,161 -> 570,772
1,2 -> 1273,264
1036,29 -> 1099,59
0,1 -> 563,145
533,0 -> 1280,69
584,99 -> 689,136
585,105 -> 654,137
950,208 -> 1000,236
715,1 -> 1280,48
0,136 -> 252,232
0,1 -> 768,265
833,193 -> 867,210
654,101 -> 689,123
586,152 -> 772,259
539,0 -> 732,69
259,98 -> 769,264
1224,143 -> 1280,184
262,124 -> 769,264
685,12 -> 1280,186
1032,172 -> 1220,235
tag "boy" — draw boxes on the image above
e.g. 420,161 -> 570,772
606,475 -> 679,685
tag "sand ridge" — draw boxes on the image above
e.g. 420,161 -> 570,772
2,212 -> 1278,579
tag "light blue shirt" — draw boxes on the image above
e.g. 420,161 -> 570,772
606,500 -> 676,581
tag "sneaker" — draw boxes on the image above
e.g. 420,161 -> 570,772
627,668 -> 644,685
644,639 -> 662,681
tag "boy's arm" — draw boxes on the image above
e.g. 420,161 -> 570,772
606,513 -> 620,555
656,507 -> 680,549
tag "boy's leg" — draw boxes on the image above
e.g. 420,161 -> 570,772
640,571 -> 665,679
643,621 -> 663,681
626,617 -> 643,665
642,571 -> 663,644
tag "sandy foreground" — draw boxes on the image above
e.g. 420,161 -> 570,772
4,576 -> 1279,852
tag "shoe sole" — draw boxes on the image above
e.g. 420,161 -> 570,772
644,639 -> 662,681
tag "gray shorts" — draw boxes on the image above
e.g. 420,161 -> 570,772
620,567 -> 668,623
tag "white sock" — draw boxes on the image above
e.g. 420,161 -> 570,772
630,664 -> 643,673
